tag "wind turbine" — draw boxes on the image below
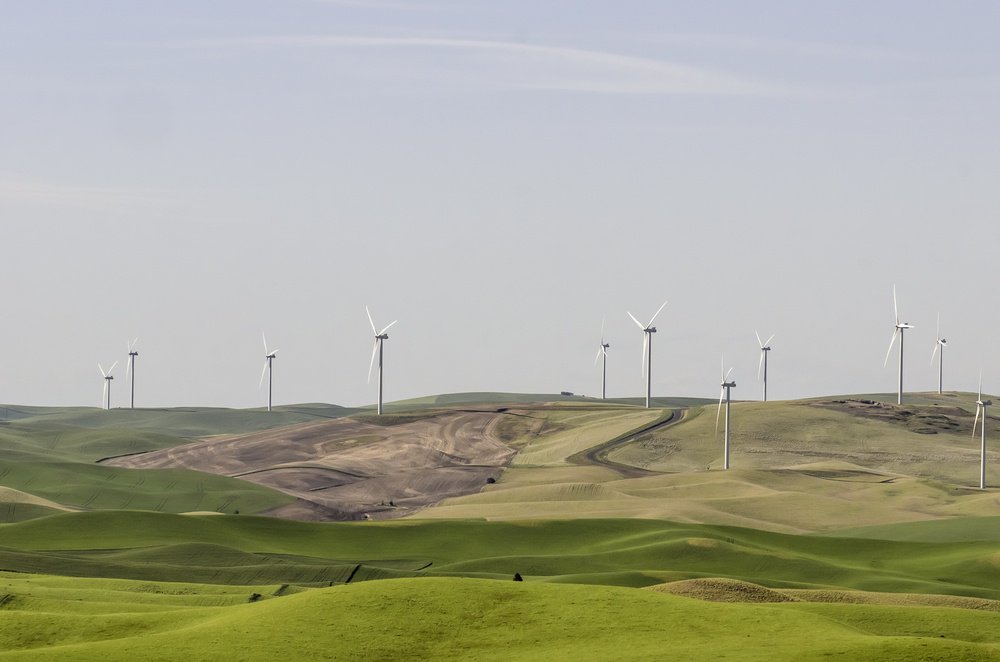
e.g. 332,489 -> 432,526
883,285 -> 913,405
973,372 -> 992,490
716,357 -> 736,470
595,317 -> 610,400
366,306 -> 397,415
931,313 -> 946,395
755,331 -> 774,402
259,333 -> 278,412
98,361 -> 118,411
627,300 -> 667,409
125,338 -> 138,409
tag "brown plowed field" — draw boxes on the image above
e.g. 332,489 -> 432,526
105,410 -> 515,520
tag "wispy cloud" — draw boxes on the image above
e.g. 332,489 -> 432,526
0,174 -> 172,214
306,0 -> 439,9
178,35 -> 787,96
641,32 -> 919,63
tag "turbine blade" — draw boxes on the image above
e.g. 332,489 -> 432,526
595,346 -> 603,366
379,320 -> 398,335
125,355 -> 131,380
649,300 -> 668,326
716,388 -> 724,434
108,361 -> 118,374
258,360 -> 268,390
725,367 -> 734,382
764,334 -> 775,347
641,333 -> 648,375
262,332 -> 268,354
936,312 -> 940,340
893,284 -> 898,325
600,316 -> 606,344
627,312 -> 645,331
720,355 -> 725,382
271,349 -> 280,356
758,350 -> 764,381
102,379 -> 108,405
979,370 -> 983,402
974,404 -> 982,440
365,306 -> 377,334
755,330 -> 762,348
883,329 -> 899,368
930,343 -> 939,365
98,363 -> 106,378
368,340 -> 379,384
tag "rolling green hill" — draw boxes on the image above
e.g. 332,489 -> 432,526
3,512 -> 1000,601
4,575 -> 1000,660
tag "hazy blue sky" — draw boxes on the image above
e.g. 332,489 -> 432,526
3,1 -> 1000,408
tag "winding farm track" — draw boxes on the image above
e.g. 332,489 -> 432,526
568,408 -> 687,478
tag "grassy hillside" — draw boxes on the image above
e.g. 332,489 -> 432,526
4,512 -> 1000,601
0,403 -> 357,438
0,404 -> 357,520
1,574 -> 1000,660
610,393 -> 994,483
421,393 -> 1000,532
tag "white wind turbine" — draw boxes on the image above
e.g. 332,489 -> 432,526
259,333 -> 278,412
883,285 -> 913,405
366,306 -> 397,415
595,317 -> 610,400
755,331 -> 774,402
98,361 -> 118,411
973,372 -> 992,490
716,357 -> 736,470
931,313 -> 947,395
627,300 -> 667,409
125,338 -> 138,409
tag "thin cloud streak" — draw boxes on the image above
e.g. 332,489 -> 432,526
0,174 -> 173,214
177,34 -> 788,96
640,32 -> 921,63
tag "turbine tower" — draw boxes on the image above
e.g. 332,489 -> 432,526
595,317 -> 610,400
716,357 -> 736,470
126,338 -> 138,409
98,361 -> 118,411
259,333 -> 279,412
931,313 -> 946,395
366,306 -> 397,415
883,285 -> 913,405
627,300 -> 667,409
755,331 -> 774,402
973,373 -> 992,490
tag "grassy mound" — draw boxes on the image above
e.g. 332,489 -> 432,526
648,577 -> 797,602
2,513 -> 1000,603
3,576 -> 1000,660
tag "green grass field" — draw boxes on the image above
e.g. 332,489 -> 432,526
2,393 -> 1000,659
3,511 -> 1000,601
2,574 -> 1000,660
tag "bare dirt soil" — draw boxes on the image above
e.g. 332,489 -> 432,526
105,409 -> 516,521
